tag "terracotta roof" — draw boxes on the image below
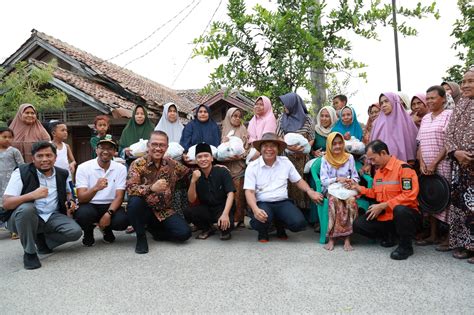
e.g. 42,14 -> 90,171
31,30 -> 195,115
178,88 -> 255,112
177,89 -> 213,105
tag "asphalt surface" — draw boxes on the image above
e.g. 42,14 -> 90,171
1,226 -> 473,314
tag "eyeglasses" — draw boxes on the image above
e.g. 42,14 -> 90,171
149,143 -> 167,149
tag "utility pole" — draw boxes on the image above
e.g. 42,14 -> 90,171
392,0 -> 402,91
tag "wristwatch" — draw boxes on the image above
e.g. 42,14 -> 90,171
107,209 -> 114,216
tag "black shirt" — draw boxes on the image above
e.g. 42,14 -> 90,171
196,166 -> 235,207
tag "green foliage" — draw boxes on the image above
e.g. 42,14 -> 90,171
194,0 -> 438,112
443,0 -> 473,83
0,61 -> 68,123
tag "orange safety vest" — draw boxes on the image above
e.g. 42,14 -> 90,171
360,156 -> 419,221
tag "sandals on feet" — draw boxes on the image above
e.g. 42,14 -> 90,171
452,249 -> 473,259
435,244 -> 451,252
196,228 -> 216,240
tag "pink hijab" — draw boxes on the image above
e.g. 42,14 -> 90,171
410,93 -> 427,111
247,96 -> 277,143
370,93 -> 418,162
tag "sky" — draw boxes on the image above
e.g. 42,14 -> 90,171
0,0 -> 463,122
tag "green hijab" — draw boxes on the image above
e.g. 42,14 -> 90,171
119,105 -> 155,149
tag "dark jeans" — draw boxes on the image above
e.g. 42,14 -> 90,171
184,204 -> 234,231
249,199 -> 307,234
74,203 -> 129,233
353,205 -> 422,242
127,196 -> 191,241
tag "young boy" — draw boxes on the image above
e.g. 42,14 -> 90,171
50,121 -> 76,174
90,115 -> 113,158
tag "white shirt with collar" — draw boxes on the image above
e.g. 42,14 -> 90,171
75,158 -> 127,204
244,156 -> 301,202
4,168 -> 71,222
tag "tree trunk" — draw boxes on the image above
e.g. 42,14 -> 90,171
309,0 -> 326,114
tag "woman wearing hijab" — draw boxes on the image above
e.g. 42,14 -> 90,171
119,104 -> 156,165
320,132 -> 360,251
276,92 -> 314,209
441,81 -> 461,105
155,102 -> 184,143
248,96 -> 277,144
220,108 -> 249,224
332,106 -> 363,141
312,106 -> 338,157
362,103 -> 381,145
180,105 -> 221,160
445,68 -> 473,263
397,91 -> 411,111
9,103 -> 51,163
410,93 -> 429,128
370,93 -> 418,163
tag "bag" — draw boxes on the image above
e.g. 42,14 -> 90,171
129,139 -> 148,157
345,137 -> 365,155
246,147 -> 257,165
284,133 -> 311,154
187,144 -> 218,162
217,136 -> 245,161
327,182 -> 358,200
304,158 -> 317,174
165,142 -> 185,160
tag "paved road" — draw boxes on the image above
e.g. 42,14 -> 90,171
1,226 -> 473,314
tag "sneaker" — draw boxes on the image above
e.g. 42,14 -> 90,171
35,233 -> 52,255
258,231 -> 269,243
135,234 -> 149,254
102,228 -> 116,244
82,229 -> 95,247
390,246 -> 414,260
23,252 -> 41,270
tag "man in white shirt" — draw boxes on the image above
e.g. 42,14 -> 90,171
244,133 -> 323,242
74,139 -> 128,247
2,142 -> 81,270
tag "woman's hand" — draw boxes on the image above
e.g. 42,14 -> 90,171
343,132 -> 351,140
454,150 -> 473,168
312,148 -> 323,158
124,148 -> 132,157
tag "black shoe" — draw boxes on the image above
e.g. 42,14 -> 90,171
23,252 -> 41,270
220,230 -> 232,241
390,245 -> 414,260
380,235 -> 397,248
258,231 -> 269,243
82,229 -> 95,247
135,234 -> 149,254
102,228 -> 115,244
276,228 -> 288,240
35,233 -> 52,255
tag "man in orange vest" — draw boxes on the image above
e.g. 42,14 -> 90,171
348,140 -> 421,260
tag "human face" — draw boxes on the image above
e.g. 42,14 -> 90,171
442,83 -> 452,95
32,147 -> 56,174
319,109 -> 332,128
261,142 -> 278,162
332,98 -> 345,110
167,105 -> 178,123
96,143 -> 116,163
365,148 -> 388,169
461,71 -> 474,99
21,107 -> 37,125
411,97 -> 428,115
196,152 -> 213,170
134,107 -> 146,125
379,95 -> 393,115
331,135 -> 344,155
197,106 -> 209,122
341,108 -> 353,126
230,109 -> 242,127
147,134 -> 168,161
254,99 -> 265,116
0,131 -> 13,148
53,124 -> 68,141
369,105 -> 380,121
425,92 -> 444,113
95,119 -> 109,136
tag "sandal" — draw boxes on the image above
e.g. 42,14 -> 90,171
452,248 -> 473,259
11,232 -> 19,240
468,257 -> 474,264
415,239 -> 438,246
435,244 -> 451,252
196,228 -> 216,240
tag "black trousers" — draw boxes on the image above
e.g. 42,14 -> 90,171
184,204 -> 234,231
353,205 -> 422,242
74,203 -> 129,232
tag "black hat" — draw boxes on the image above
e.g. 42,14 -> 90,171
418,174 -> 450,214
195,142 -> 212,156
97,138 -> 118,150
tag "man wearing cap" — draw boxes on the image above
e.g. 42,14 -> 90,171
185,142 -> 235,240
127,131 -> 192,254
2,141 -> 81,269
74,138 -> 129,247
348,140 -> 421,260
244,132 -> 323,242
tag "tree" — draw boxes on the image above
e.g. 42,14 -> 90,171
194,0 -> 439,113
0,61 -> 67,124
443,0 -> 473,83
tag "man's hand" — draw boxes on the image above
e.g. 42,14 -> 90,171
66,200 -> 77,217
454,150 -> 473,168
31,187 -> 48,199
218,214 -> 231,231
253,208 -> 268,223
98,212 -> 112,229
344,180 -> 361,192
94,178 -> 108,191
191,170 -> 201,183
366,203 -> 387,220
151,179 -> 168,193
307,190 -> 323,203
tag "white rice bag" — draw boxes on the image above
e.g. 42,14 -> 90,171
165,142 -> 185,160
129,139 -> 148,157
304,158 -> 317,174
187,144 -> 218,162
328,182 -> 358,200
284,133 -> 311,154
246,147 -> 257,165
345,137 -> 365,155
217,136 -> 245,161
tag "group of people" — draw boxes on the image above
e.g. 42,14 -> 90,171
0,67 -> 472,270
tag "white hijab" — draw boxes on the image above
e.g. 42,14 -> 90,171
314,106 -> 337,137
155,102 -> 184,143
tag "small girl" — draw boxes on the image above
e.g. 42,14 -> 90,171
49,121 -> 76,174
0,127 -> 24,239
90,115 -> 113,158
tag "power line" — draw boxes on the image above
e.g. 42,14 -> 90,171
123,0 -> 203,67
172,0 -> 223,86
106,0 -> 198,62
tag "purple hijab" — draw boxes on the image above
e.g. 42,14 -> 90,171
279,92 -> 308,133
370,92 -> 418,162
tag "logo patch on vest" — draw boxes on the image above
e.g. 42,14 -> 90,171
402,178 -> 412,190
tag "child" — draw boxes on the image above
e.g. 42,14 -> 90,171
49,121 -> 77,174
90,115 -> 113,158
0,127 -> 24,239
